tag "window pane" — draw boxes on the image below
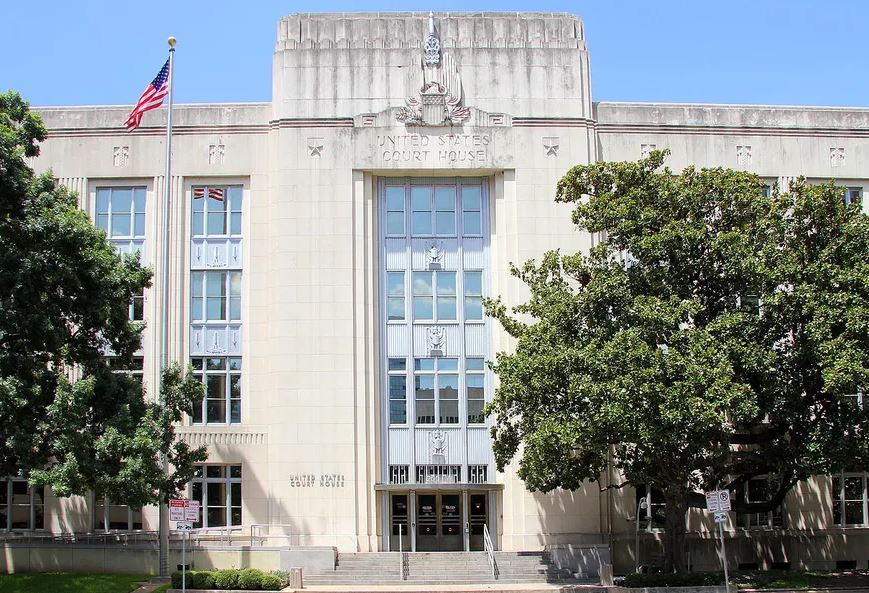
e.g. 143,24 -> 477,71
438,297 -> 456,320
133,188 -> 146,213
192,212 -> 204,236
206,466 -> 224,479
207,357 -> 226,370
229,187 -> 243,212
437,272 -> 456,296
411,187 -> 432,212
112,188 -> 132,215
414,358 -> 435,371
390,400 -> 407,424
464,271 -> 482,295
387,272 -> 405,296
389,375 -> 407,399
413,272 -> 433,295
465,296 -> 483,320
466,358 -> 485,371
112,213 -> 131,237
230,466 -> 242,478
133,212 -> 145,236
388,358 -> 407,371
844,477 -> 863,500
193,191 -> 205,211
436,188 -> 455,211
387,212 -> 404,235
230,374 -> 241,398
207,212 -> 225,235
96,214 -> 110,232
96,188 -> 111,215
388,298 -> 405,321
412,211 -> 431,235
207,506 -> 226,527
229,273 -> 241,297
230,212 -> 242,235
438,359 -> 458,371
468,399 -> 485,424
440,399 -> 459,424
845,501 -> 865,525
439,374 -> 459,399
230,400 -> 241,424
230,483 -> 241,507
206,273 -> 225,297
436,212 -> 455,235
462,186 -> 481,212
386,188 -> 405,212
463,212 -> 481,235
416,399 -> 435,425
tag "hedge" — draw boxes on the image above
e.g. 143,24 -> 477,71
622,572 -> 724,588
170,568 -> 286,590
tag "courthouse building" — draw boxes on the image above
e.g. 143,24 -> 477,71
16,11 -> 869,574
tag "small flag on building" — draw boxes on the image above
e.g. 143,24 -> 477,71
124,59 -> 170,130
193,187 -> 225,201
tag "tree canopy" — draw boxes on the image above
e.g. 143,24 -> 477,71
0,91 -> 205,508
485,151 -> 869,572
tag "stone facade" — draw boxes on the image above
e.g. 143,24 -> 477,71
21,11 -> 869,574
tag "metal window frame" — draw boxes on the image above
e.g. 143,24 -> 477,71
191,185 -> 244,238
190,356 -> 242,425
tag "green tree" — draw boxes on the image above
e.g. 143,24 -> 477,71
0,91 -> 206,508
485,151 -> 869,573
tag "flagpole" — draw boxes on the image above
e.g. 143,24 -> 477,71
159,35 -> 177,579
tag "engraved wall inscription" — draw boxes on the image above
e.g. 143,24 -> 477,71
289,473 -> 346,487
377,133 -> 491,163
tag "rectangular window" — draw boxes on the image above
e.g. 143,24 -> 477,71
416,465 -> 461,484
414,358 -> 460,426
636,485 -> 666,529
411,186 -> 433,235
462,185 -> 482,236
385,186 -> 405,236
0,479 -> 45,531
192,186 -> 242,237
388,358 -> 407,425
94,497 -> 143,531
464,271 -> 483,321
468,465 -> 488,484
107,356 -> 145,389
844,187 -> 862,208
386,272 -> 405,321
191,357 -> 242,424
96,187 -> 146,239
191,465 -> 242,528
191,271 -> 241,322
412,271 -> 456,321
739,476 -> 784,528
389,465 -> 409,485
833,473 -> 867,526
466,357 -> 486,424
435,186 -> 456,235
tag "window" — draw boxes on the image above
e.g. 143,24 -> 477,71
466,358 -> 486,424
96,187 -> 146,238
832,473 -> 867,526
385,186 -> 405,235
411,186 -> 433,235
761,183 -> 773,198
738,476 -> 783,528
416,465 -> 461,484
412,271 -> 456,321
468,465 -> 488,484
414,358 -> 459,425
386,272 -> 405,321
191,271 -> 241,322
462,185 -> 482,235
464,271 -> 483,321
107,356 -> 144,389
191,465 -> 242,528
388,358 -> 407,424
191,357 -> 241,424
0,479 -> 45,530
844,187 -> 862,208
94,496 -> 142,531
435,186 -> 456,235
635,485 -> 666,529
389,465 -> 409,485
192,186 -> 242,236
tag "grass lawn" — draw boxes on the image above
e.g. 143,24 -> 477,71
0,573 -> 151,593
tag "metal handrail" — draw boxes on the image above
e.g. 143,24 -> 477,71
482,524 -> 498,580
249,523 -> 295,547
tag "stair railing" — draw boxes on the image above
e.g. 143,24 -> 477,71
483,524 -> 498,580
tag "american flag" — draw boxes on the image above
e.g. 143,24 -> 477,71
193,187 -> 225,201
124,59 -> 170,130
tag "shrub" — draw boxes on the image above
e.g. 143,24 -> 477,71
190,570 -> 215,590
213,569 -> 241,589
238,568 -> 265,590
259,573 -> 283,590
622,572 -> 723,588
269,570 -> 291,587
171,571 -> 183,589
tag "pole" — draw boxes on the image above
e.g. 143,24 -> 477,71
158,35 -> 177,579
718,521 -> 729,592
182,530 -> 186,593
398,523 -> 403,578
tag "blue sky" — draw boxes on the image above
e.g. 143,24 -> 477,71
3,0 -> 867,107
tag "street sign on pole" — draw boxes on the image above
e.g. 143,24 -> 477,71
705,491 -> 731,592
717,490 -> 731,511
713,511 -> 728,524
704,489 -> 731,512
176,521 -> 193,532
169,499 -> 187,522
185,500 -> 200,522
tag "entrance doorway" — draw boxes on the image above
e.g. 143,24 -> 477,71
416,492 -> 462,551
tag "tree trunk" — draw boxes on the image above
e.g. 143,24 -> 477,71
662,488 -> 688,574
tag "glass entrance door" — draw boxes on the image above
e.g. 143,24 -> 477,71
468,493 -> 487,550
416,492 -> 463,551
390,494 -> 409,551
